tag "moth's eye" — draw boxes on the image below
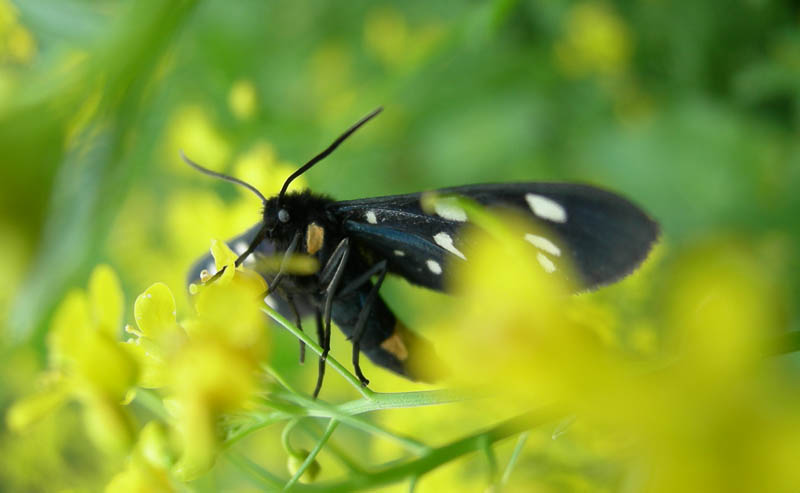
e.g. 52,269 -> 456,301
278,209 -> 290,223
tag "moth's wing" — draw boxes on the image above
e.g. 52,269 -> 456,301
186,224 -> 314,318
330,183 -> 659,291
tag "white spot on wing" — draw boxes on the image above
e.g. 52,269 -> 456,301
537,253 -> 557,273
426,259 -> 442,275
525,193 -> 567,223
207,261 -> 217,275
365,210 -> 378,224
393,250 -> 405,256
434,201 -> 467,222
264,295 -> 278,309
524,234 -> 561,257
433,232 -> 466,260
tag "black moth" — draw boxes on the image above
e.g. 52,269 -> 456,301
186,108 -> 659,397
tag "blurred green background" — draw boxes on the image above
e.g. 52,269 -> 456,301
1,0 -> 799,491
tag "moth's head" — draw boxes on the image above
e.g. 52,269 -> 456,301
262,196 -> 292,235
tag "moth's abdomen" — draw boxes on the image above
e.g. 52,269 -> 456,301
331,286 -> 442,381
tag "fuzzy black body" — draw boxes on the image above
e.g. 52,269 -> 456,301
263,190 -> 427,379
189,183 -> 659,388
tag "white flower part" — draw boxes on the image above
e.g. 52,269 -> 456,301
537,253 -> 557,273
393,250 -> 406,256
525,193 -> 567,223
524,234 -> 561,257
434,201 -> 467,222
433,232 -> 466,260
365,210 -> 378,224
426,259 -> 442,275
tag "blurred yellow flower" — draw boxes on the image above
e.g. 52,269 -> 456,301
364,7 -> 409,67
233,141 -> 305,200
433,213 -> 617,409
363,6 -> 445,72
228,79 -> 258,120
7,265 -> 138,455
554,2 -> 631,78
0,0 -> 36,64
166,105 -> 231,172
431,206 -> 798,491
105,422 -> 176,493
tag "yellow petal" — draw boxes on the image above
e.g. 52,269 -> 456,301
6,385 -> 69,432
123,341 -> 168,389
138,421 -> 172,470
210,238 -> 237,284
193,280 -> 266,349
105,461 -> 174,493
134,283 -> 177,338
171,397 -> 217,481
88,264 -> 124,339
47,289 -> 91,367
73,333 -> 139,399
82,392 -> 135,455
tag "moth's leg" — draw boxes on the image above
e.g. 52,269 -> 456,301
313,307 -> 327,398
267,231 -> 302,294
345,260 -> 388,387
337,260 -> 388,298
234,225 -> 268,267
286,294 -> 305,364
319,237 -> 350,285
313,238 -> 350,399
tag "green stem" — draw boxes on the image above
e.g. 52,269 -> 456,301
337,389 -> 471,415
226,450 -> 285,490
294,405 -> 560,492
284,419 -> 339,490
480,434 -> 498,485
264,363 -> 301,395
282,418 -> 302,456
224,410 -> 294,449
297,420 -> 365,474
500,431 -> 529,485
262,304 -> 373,399
225,388 -> 473,449
276,392 -> 431,455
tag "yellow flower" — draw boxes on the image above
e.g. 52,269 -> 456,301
105,422 -> 176,493
435,211 -> 799,491
228,79 -> 258,120
432,211 -> 615,408
7,265 -> 138,455
554,2 -> 631,78
167,105 -> 230,172
123,241 -> 270,481
124,282 -> 186,389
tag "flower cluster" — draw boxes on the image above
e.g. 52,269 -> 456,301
8,241 -> 271,488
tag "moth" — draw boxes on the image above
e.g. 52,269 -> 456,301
186,108 -> 659,397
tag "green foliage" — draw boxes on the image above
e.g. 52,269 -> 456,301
1,0 -> 799,491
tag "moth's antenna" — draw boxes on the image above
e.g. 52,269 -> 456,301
278,107 -> 383,200
180,150 -> 268,203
